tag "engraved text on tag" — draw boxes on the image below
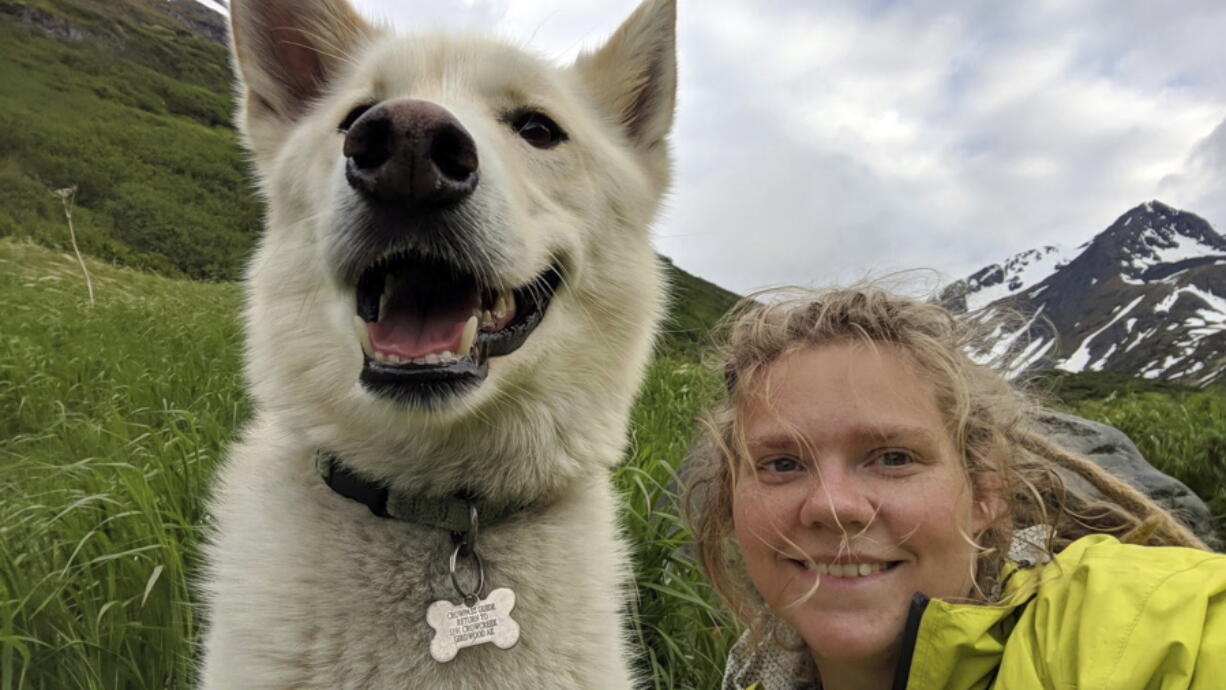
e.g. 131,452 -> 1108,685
426,587 -> 521,662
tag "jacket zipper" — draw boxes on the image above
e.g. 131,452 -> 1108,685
890,592 -> 930,690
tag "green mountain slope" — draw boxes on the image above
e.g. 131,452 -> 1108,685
0,0 -> 258,279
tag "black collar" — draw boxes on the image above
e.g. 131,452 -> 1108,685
315,450 -> 525,533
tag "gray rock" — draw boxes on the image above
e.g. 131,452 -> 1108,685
1035,411 -> 1221,550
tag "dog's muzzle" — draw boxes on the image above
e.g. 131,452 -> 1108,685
352,252 -> 563,406
335,98 -> 564,406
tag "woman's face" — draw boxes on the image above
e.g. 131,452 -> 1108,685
732,342 -> 995,669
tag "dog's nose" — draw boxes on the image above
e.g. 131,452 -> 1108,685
343,99 -> 479,210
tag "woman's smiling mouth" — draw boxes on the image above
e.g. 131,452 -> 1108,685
788,558 -> 904,579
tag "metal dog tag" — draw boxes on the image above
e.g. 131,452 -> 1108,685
426,587 -> 521,662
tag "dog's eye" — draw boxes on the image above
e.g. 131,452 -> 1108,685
338,104 -> 374,133
511,111 -> 567,149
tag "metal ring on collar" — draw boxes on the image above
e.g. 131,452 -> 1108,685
449,542 -> 485,606
466,502 -> 479,547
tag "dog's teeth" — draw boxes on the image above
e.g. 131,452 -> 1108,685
354,315 -> 373,357
423,353 -> 441,365
389,354 -> 404,365
439,350 -> 457,364
460,315 -> 478,354
493,293 -> 510,320
480,310 -> 496,330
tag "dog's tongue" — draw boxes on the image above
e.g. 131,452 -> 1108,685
368,286 -> 479,360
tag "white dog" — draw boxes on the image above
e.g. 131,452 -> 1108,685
200,0 -> 676,687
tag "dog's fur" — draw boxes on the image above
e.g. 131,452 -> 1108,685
199,0 -> 676,687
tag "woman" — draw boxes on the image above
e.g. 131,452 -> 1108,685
684,287 -> 1226,690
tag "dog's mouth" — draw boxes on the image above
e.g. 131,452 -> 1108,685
352,252 -> 562,403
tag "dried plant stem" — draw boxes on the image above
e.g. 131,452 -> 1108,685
53,186 -> 94,307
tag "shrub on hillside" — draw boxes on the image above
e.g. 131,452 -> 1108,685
1069,391 -> 1226,541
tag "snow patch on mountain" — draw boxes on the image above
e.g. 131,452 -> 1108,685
1057,295 -> 1145,373
964,245 -> 1071,311
190,0 -> 228,17
1154,285 -> 1226,318
1125,223 -> 1224,274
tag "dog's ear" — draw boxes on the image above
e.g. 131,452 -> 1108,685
573,0 -> 677,152
229,0 -> 376,156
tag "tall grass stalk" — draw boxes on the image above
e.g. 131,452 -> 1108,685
51,186 -> 93,308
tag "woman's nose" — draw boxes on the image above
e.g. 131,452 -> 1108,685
798,465 -> 877,531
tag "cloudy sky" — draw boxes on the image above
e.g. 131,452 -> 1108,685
339,0 -> 1226,294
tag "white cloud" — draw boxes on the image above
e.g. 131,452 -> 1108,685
1159,118 -> 1226,233
347,0 -> 1226,294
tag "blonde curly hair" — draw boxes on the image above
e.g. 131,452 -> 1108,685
683,286 -> 1207,632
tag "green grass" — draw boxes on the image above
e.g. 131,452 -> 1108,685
0,240 -> 244,688
1027,369 -> 1197,404
657,257 -> 742,355
0,238 -> 735,688
619,355 -> 730,687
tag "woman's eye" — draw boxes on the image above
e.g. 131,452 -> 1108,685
759,457 -> 803,474
510,111 -> 567,149
877,450 -> 913,468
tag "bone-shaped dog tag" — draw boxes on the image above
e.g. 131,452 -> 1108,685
426,587 -> 520,662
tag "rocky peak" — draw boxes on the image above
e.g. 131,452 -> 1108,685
1090,201 -> 1226,280
947,201 -> 1226,386
940,244 -> 1071,312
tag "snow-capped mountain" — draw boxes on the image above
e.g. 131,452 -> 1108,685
952,245 -> 1075,312
188,0 -> 227,17
942,201 -> 1226,386
193,0 -> 227,16
150,0 -> 228,44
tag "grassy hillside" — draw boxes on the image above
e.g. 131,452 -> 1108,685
0,0 -> 260,280
1027,369 -> 1200,404
658,256 -> 741,353
0,239 -> 736,688
0,240 -> 243,688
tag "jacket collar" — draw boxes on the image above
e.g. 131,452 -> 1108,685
723,562 -> 1039,690
899,562 -> 1039,689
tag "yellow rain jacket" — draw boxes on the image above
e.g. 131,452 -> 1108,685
736,535 -> 1226,689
